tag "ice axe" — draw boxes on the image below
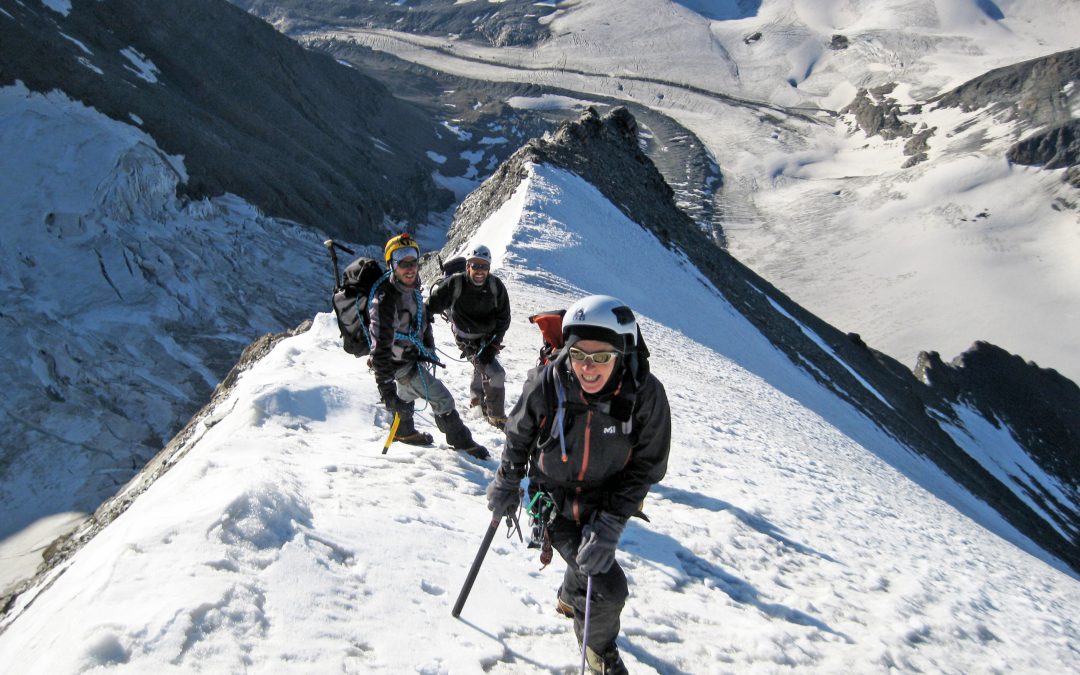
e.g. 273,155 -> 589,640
323,239 -> 356,289
382,412 -> 400,455
452,512 -> 522,618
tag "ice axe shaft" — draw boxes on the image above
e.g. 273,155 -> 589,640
381,413 -> 400,455
451,517 -> 501,618
323,239 -> 356,289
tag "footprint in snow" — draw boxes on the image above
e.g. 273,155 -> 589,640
420,580 -> 445,595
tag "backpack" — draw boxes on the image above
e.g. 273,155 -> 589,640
331,256 -> 390,357
528,309 -> 567,366
527,309 -> 650,374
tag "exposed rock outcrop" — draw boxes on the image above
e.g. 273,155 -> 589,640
916,343 -> 1080,493
1006,120 -> 1080,184
841,85 -> 934,166
841,84 -> 916,140
934,48 -> 1080,184
932,48 -> 1080,129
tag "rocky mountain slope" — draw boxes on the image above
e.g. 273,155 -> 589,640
1,0 -> 451,241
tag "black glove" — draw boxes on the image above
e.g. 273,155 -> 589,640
457,339 -> 478,360
576,511 -> 626,576
377,380 -> 407,414
476,340 -> 501,365
485,467 -> 521,517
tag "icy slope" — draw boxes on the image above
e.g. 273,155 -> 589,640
0,83 -> 335,597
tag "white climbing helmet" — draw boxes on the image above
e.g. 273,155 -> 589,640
562,295 -> 637,350
467,244 -> 492,264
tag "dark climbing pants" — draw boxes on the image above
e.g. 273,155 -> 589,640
394,363 -> 475,449
469,357 -> 506,417
550,516 -> 628,654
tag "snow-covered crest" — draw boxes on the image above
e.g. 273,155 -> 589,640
1,160 -> 1076,673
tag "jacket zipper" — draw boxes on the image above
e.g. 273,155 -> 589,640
572,410 -> 593,523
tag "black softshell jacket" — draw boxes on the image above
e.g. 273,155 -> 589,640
502,363 -> 671,525
426,273 -> 510,341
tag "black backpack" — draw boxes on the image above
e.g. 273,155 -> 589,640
331,255 -> 390,357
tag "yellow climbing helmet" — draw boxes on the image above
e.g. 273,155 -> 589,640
384,233 -> 420,266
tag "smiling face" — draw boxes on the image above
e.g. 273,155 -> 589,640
569,339 -> 619,394
393,256 -> 419,286
467,258 -> 489,286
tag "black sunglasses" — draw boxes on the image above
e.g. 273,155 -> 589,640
469,263 -> 490,271
395,259 -> 418,269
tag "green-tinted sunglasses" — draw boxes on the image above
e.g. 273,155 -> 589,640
568,347 -> 620,365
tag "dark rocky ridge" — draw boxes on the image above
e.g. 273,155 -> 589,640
842,48 -> 1080,175
447,107 -> 707,255
1006,120 -> 1080,187
932,48 -> 1080,128
1,0 -> 452,242
442,106 -> 1080,573
934,47 -> 1080,184
916,343 -> 1080,519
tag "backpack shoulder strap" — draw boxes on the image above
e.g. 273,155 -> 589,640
443,273 -> 465,326
451,273 -> 465,306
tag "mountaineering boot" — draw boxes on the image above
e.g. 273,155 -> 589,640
556,589 -> 574,618
462,445 -> 491,460
394,406 -> 434,446
434,410 -> 490,460
486,415 -> 507,430
396,431 -> 434,446
585,646 -> 628,675
469,396 -> 482,409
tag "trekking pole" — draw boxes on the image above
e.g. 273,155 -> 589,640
579,575 -> 594,675
451,516 -> 501,618
381,413 -> 400,454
